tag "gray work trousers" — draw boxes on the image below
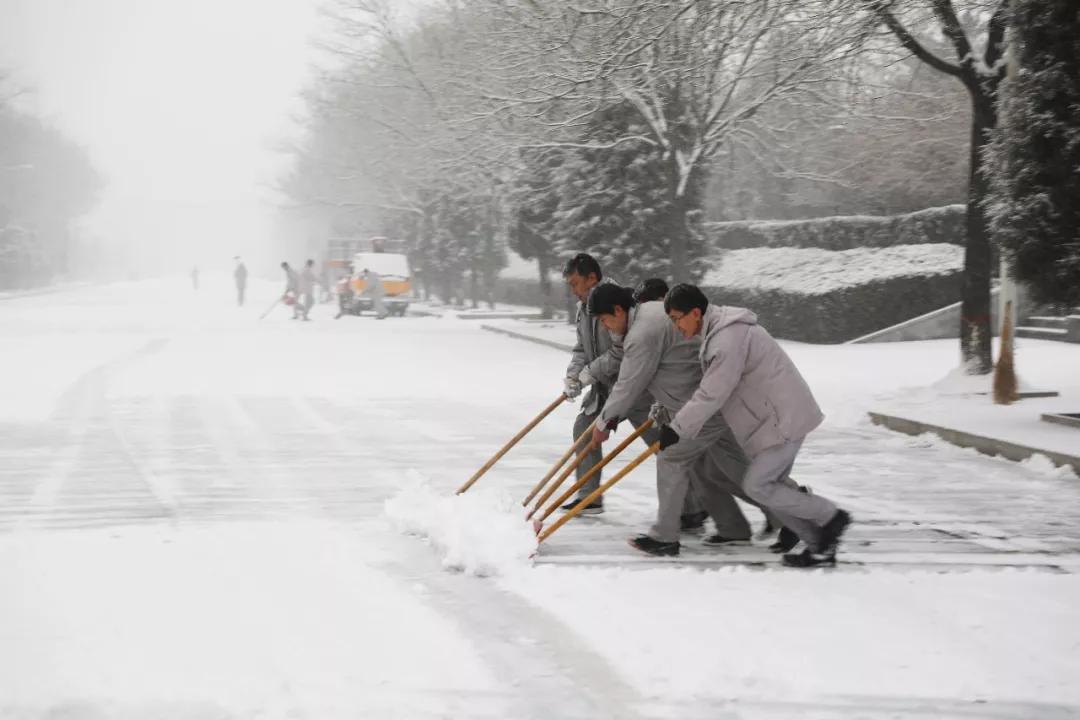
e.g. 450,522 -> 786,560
573,401 -> 703,515
742,438 -> 837,551
650,413 -> 756,543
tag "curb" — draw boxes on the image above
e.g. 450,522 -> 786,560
480,323 -> 574,352
868,411 -> 1080,475
0,282 -> 90,302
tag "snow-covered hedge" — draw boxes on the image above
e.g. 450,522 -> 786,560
703,204 -> 965,251
700,245 -> 963,343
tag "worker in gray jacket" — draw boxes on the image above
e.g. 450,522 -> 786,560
663,284 -> 852,568
363,268 -> 388,319
561,254 -> 615,513
589,284 -> 758,556
561,257 -> 702,522
298,259 -> 318,321
281,261 -> 301,319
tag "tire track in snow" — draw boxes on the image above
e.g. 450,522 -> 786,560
14,337 -> 173,531
380,544 -> 649,720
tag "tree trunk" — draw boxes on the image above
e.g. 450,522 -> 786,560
537,254 -> 553,319
469,267 -> 479,309
960,94 -> 995,374
667,192 -> 690,282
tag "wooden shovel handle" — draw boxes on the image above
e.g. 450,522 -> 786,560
538,418 -> 654,522
526,438 -> 596,520
522,418 -> 597,507
538,441 -> 661,543
456,394 -> 567,495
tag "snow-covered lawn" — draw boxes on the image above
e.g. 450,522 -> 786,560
1,277 -> 1078,719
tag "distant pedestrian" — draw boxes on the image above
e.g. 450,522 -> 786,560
233,256 -> 248,306
363,268 -> 387,319
191,266 -> 199,290
281,261 -> 300,319
320,261 -> 333,303
297,259 -> 318,321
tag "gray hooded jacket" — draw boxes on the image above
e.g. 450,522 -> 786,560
597,302 -> 702,428
671,305 -> 824,455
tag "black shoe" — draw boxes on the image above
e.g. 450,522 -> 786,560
560,498 -> 604,515
769,526 -> 800,553
756,517 -> 778,541
680,510 -> 708,532
702,534 -> 751,547
628,535 -> 680,557
819,509 -> 852,554
782,547 -> 836,568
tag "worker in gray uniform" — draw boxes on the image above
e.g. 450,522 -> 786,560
588,284 -> 760,556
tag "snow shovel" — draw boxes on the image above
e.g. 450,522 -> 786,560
536,418 -> 654,525
521,418 -> 598,507
537,440 -> 661,544
258,296 -> 281,320
456,394 -> 568,495
525,438 -> 597,521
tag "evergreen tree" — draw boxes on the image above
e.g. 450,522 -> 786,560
986,0 -> 1080,308
550,101 -> 709,285
507,148 -> 563,318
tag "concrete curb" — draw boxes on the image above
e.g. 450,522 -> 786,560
868,411 -> 1080,474
480,323 -> 573,353
0,282 -> 91,302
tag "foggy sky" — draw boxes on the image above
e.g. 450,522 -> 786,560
0,0 -> 324,275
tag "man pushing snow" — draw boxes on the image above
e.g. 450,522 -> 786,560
586,283 -> 763,556
662,284 -> 852,568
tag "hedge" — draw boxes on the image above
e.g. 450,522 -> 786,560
704,204 -> 966,251
701,271 -> 962,343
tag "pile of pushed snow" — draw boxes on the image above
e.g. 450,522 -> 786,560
702,243 -> 962,295
1020,453 -> 1079,481
384,475 -> 538,576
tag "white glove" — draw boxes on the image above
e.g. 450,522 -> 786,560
648,402 -> 672,426
563,377 -> 582,399
578,366 -> 596,387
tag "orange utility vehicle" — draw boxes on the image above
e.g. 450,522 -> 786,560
334,236 -> 414,317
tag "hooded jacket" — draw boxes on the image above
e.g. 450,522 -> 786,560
671,305 -> 823,456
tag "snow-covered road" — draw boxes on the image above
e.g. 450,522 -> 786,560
2,277 -> 1078,719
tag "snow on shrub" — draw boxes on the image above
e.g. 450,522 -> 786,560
704,204 -> 965,251
384,473 -> 538,576
700,244 -> 963,343
703,244 -> 962,295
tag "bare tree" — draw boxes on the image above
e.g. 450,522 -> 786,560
465,0 -> 870,279
866,0 -> 1008,373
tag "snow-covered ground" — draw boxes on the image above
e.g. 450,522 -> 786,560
1,277 -> 1079,719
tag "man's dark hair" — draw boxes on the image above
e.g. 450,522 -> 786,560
562,253 -> 602,281
663,283 -> 709,315
587,283 -> 636,316
305,258 -> 315,267
633,278 -> 669,303
281,261 -> 289,269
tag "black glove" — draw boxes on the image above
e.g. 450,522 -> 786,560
659,425 -> 680,450
604,417 -> 620,432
